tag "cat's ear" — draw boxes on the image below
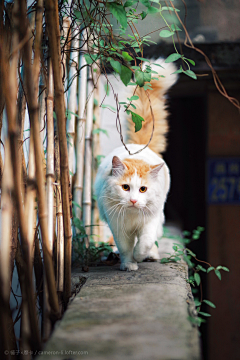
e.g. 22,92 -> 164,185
112,156 -> 126,177
149,163 -> 164,178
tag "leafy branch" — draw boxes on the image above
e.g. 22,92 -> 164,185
160,227 -> 230,327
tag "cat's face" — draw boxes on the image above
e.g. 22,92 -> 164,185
108,156 -> 163,212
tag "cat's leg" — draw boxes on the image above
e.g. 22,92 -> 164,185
147,243 -> 160,260
111,231 -> 138,271
133,214 -> 161,262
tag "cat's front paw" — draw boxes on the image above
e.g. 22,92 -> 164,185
120,262 -> 138,271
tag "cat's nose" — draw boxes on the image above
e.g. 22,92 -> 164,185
130,199 -> 137,204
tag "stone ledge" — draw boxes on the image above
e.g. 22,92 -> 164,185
37,258 -> 201,360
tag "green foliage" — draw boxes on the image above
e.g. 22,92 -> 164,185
68,0 -> 197,133
131,112 -> 145,132
160,227 -> 229,327
72,209 -> 112,266
92,128 -> 109,137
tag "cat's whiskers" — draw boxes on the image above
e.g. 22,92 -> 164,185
120,206 -> 129,239
100,195 -> 120,203
145,204 -> 154,217
107,203 -> 121,216
117,204 -> 125,237
108,204 -> 121,224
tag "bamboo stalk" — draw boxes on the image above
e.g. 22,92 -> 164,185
21,131 -> 37,352
92,64 -> 103,240
55,136 -> 64,294
45,0 -> 72,305
0,141 -> 17,356
1,1 -> 41,351
17,65 -> 28,193
43,58 -> 55,338
46,59 -> 54,253
38,75 -> 46,145
83,66 -> 94,236
67,27 -> 78,190
0,139 -> 13,305
74,29 -> 88,221
17,1 -> 59,320
62,17 -> 71,89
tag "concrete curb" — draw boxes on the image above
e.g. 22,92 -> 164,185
37,261 -> 201,360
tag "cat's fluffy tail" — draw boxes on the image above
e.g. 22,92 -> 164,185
126,58 -> 177,155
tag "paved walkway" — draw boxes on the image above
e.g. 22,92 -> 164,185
37,250 -> 201,360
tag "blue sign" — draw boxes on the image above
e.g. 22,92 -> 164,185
208,158 -> 240,204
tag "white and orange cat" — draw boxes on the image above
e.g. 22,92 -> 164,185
95,59 -> 177,271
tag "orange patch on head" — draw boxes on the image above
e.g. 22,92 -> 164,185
122,158 -> 151,180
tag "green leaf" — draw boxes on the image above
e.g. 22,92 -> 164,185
215,269 -> 221,280
73,218 -> 85,233
131,111 -> 145,132
174,256 -> 181,261
196,265 -> 207,272
136,57 -> 150,63
139,0 -> 151,7
143,83 -> 152,90
222,266 -> 230,272
72,200 -> 82,210
161,6 -> 180,12
192,234 -> 200,239
186,248 -> 196,257
159,30 -> 174,38
106,2 -> 128,29
207,266 -> 214,273
160,258 -> 169,264
165,53 -> 182,63
184,70 -> 197,80
92,128 -> 109,137
184,58 -> 195,66
104,83 -> 110,96
135,69 -> 145,87
141,10 -> 148,19
147,6 -> 159,14
127,95 -> 139,101
84,53 -> 98,65
183,254 -> 194,268
194,272 -> 201,286
198,312 -> 211,317
194,300 -> 201,307
155,240 -> 159,248
124,0 -> 138,7
171,24 -> 182,32
122,51 -> 133,62
173,243 -> 184,248
130,103 -> 136,109
120,65 -> 132,86
110,59 -> 121,74
203,300 -> 216,308
152,63 -> 164,68
101,104 -> 116,112
173,245 -> 178,251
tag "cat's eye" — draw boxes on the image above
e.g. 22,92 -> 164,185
122,184 -> 130,191
139,186 -> 147,193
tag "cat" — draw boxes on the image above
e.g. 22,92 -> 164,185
95,58 -> 177,271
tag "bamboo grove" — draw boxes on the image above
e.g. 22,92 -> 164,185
1,0 -> 240,357
0,0 -> 105,355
